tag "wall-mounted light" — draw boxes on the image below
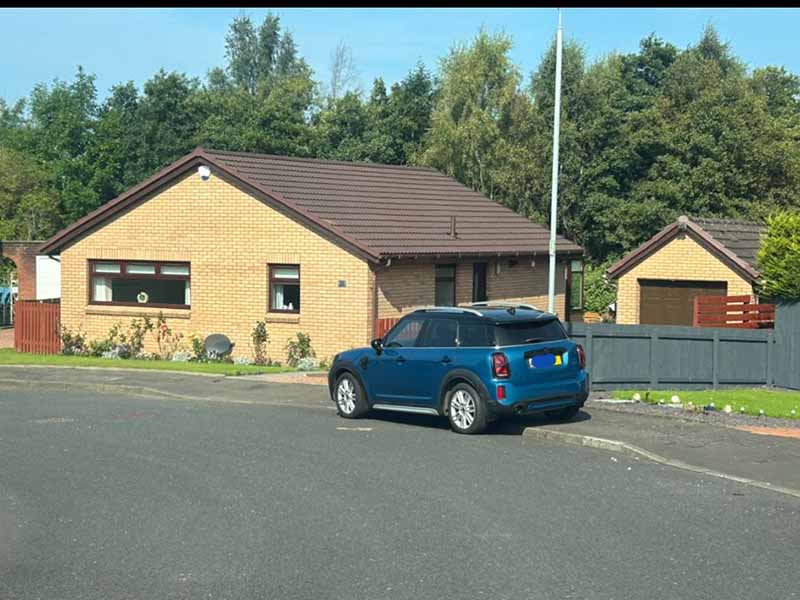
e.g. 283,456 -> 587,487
198,165 -> 211,181
495,261 -> 502,276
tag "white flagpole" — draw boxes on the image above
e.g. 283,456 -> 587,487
547,8 -> 563,314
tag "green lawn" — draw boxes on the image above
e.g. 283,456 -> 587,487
0,349 -> 294,377
612,388 -> 800,420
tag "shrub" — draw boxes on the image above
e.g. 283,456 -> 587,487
583,260 -> 617,314
233,355 -> 253,366
60,326 -> 87,356
189,333 -> 206,361
286,332 -> 315,368
251,320 -> 269,365
152,312 -> 184,360
127,317 -> 154,355
757,211 -> 800,301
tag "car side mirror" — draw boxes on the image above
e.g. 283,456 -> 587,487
371,338 -> 384,355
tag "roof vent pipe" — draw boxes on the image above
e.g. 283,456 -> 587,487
449,216 -> 457,238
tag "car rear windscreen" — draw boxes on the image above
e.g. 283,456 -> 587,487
494,319 -> 566,346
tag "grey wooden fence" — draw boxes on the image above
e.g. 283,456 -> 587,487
565,322 -> 774,391
773,303 -> 800,390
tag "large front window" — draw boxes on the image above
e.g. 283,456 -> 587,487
89,260 -> 190,308
269,265 -> 300,313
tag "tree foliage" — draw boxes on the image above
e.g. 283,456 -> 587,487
0,18 -> 798,283
757,211 -> 800,301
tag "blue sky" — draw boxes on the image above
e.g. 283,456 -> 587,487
1,8 -> 798,104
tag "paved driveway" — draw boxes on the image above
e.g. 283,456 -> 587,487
0,371 -> 798,599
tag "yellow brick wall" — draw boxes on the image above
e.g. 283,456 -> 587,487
60,170 -> 373,362
615,233 -> 754,324
376,257 -> 568,319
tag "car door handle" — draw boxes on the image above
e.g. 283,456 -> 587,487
395,356 -> 406,364
441,356 -> 452,364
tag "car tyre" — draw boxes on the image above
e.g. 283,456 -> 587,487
446,382 -> 487,434
547,405 -> 581,422
334,372 -> 369,419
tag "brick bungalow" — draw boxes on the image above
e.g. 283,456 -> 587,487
607,215 -> 764,326
38,147 -> 583,361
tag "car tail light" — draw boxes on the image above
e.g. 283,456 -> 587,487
497,385 -> 506,400
576,345 -> 586,370
492,352 -> 510,379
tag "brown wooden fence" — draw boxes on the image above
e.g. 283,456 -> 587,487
693,295 -> 775,329
374,317 -> 400,338
14,300 -> 61,353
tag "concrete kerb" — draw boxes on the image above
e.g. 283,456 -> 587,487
523,426 -> 800,500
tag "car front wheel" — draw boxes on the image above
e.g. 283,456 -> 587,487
446,383 -> 487,434
335,372 -> 369,418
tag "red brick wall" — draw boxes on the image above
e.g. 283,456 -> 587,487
0,241 -> 42,300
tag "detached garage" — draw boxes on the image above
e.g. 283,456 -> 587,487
607,216 -> 764,326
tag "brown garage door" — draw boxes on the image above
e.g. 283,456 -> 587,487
639,280 -> 728,326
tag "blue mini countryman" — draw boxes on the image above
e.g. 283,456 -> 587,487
328,304 -> 589,434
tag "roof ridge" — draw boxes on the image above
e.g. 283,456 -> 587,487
689,215 -> 765,226
203,147 -> 440,173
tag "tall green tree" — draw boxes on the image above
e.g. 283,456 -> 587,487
419,29 -> 531,203
0,147 -> 60,240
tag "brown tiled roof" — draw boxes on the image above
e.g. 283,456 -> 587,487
606,215 -> 763,283
691,218 -> 765,269
204,149 -> 582,259
40,147 -> 582,260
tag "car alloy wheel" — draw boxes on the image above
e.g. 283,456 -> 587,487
450,389 -> 476,430
336,377 -> 357,415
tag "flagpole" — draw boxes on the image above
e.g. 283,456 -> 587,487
547,8 -> 563,314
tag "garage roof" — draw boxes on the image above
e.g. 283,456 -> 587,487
606,215 -> 764,283
39,147 -> 583,262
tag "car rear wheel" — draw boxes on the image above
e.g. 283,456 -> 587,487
335,373 -> 369,418
446,383 -> 487,434
547,405 -> 581,422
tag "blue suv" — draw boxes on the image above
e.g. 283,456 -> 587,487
328,304 -> 589,434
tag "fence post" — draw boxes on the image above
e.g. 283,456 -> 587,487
585,326 -> 594,394
649,330 -> 659,388
712,329 -> 720,389
766,330 -> 774,388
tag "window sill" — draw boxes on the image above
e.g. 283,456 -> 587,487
85,305 -> 191,319
266,313 -> 301,324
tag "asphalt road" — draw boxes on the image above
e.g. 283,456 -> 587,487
1,378 -> 798,600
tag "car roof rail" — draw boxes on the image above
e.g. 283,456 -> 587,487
412,306 -> 484,317
466,301 -> 541,311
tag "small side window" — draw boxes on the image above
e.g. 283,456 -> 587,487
418,318 -> 458,348
458,322 -> 493,347
385,317 -> 424,348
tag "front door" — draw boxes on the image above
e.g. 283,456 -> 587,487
472,263 -> 488,303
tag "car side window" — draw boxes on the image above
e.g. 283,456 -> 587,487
458,322 -> 493,347
418,318 -> 458,348
384,318 -> 425,348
